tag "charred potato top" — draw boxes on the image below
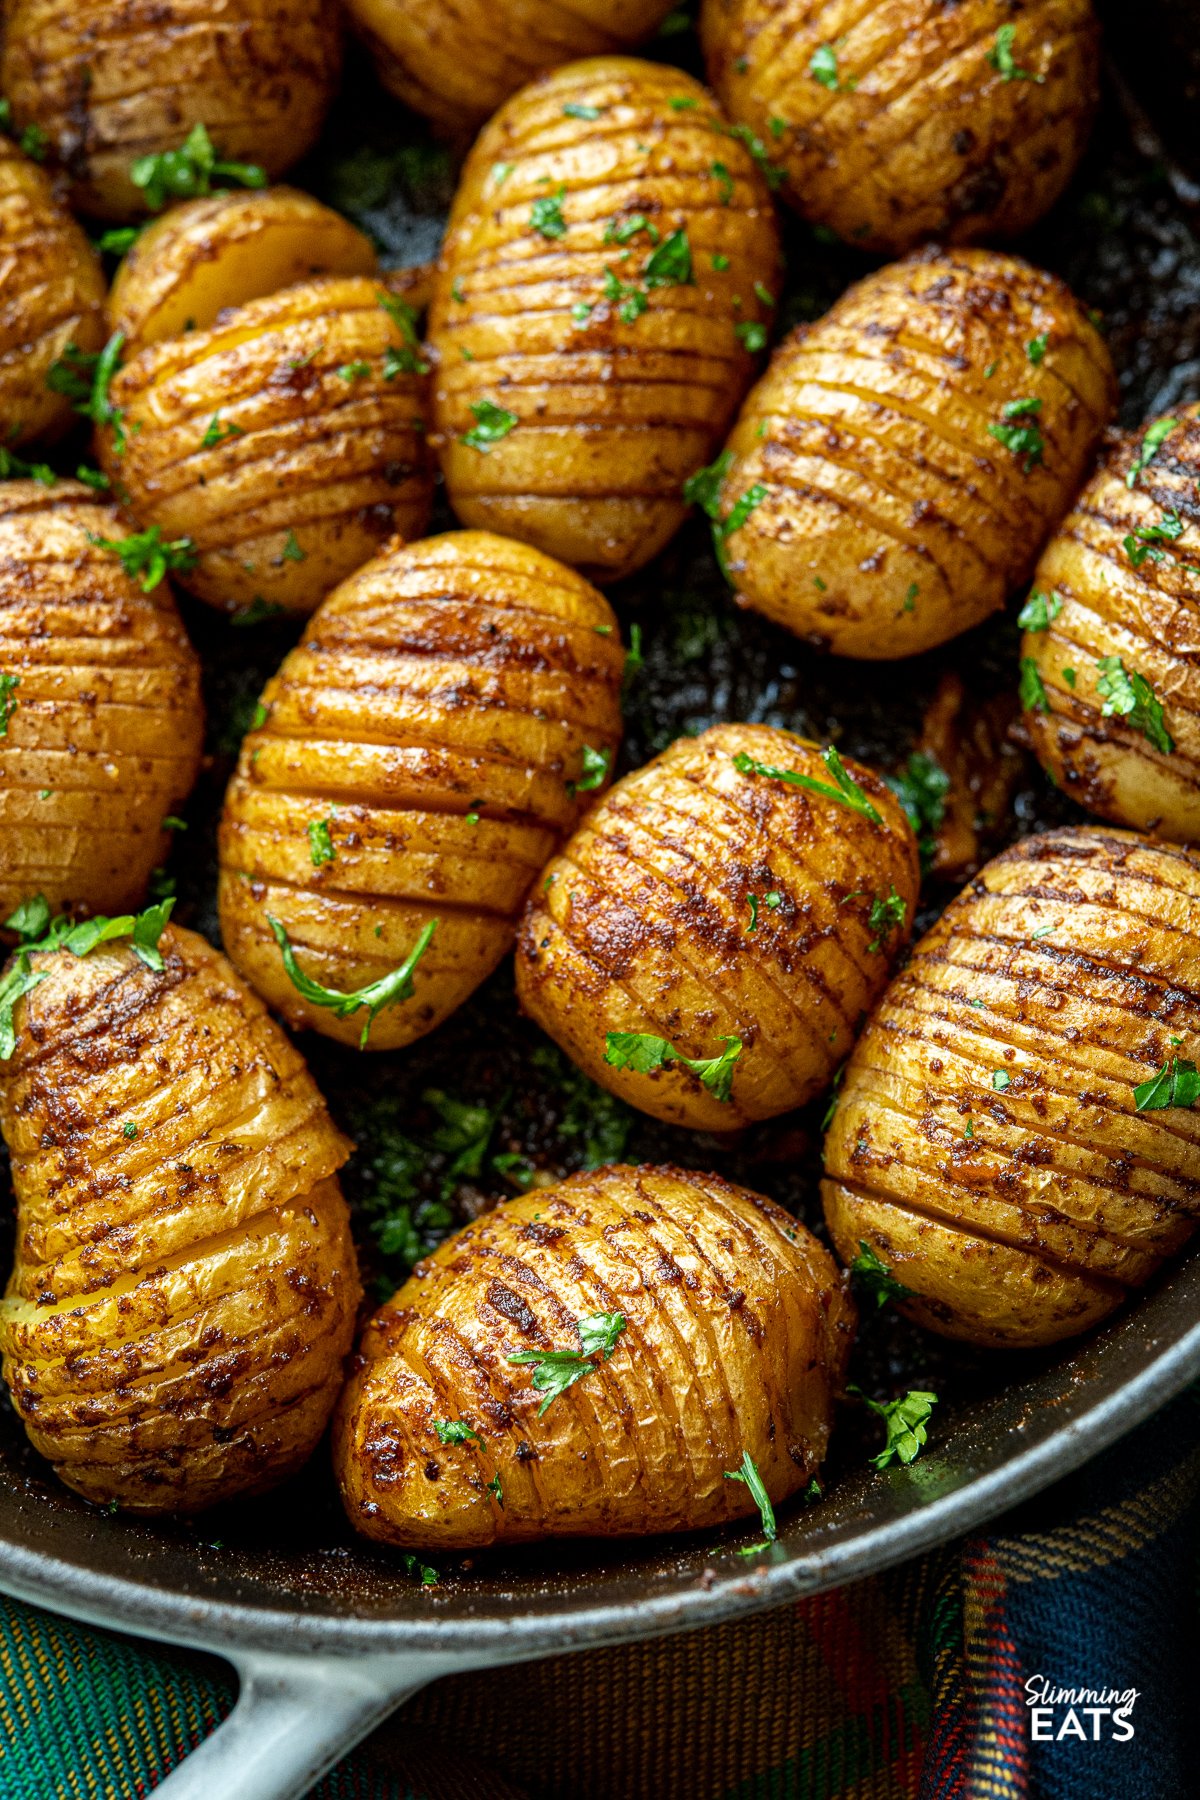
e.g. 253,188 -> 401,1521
0,924 -> 360,1512
1,0 -> 343,221
218,529 -> 625,1048
1020,406 -> 1200,842
0,136 -> 106,447
0,481 -> 203,926
701,0 -> 1100,255
430,56 -> 782,583
516,723 -> 919,1129
347,0 -> 679,135
711,248 -> 1115,659
335,1164 -> 854,1549
823,827 -> 1200,1348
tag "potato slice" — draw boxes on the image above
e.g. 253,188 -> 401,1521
517,723 -> 918,1129
822,826 -> 1200,1347
218,529 -> 625,1046
712,249 -> 1115,659
0,923 -> 360,1512
0,481 -> 203,925
0,0 -> 342,221
1021,406 -> 1200,841
430,55 -> 782,582
0,137 -> 106,447
334,1165 -> 854,1549
701,0 -> 1099,254
109,188 -> 378,350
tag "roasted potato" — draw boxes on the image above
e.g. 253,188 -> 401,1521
347,0 -> 679,135
97,271 -> 433,616
710,249 -> 1115,659
430,56 -> 782,583
334,1164 -> 854,1549
0,0 -> 342,221
1020,406 -> 1200,841
701,0 -> 1100,255
822,826 -> 1200,1348
516,724 -> 918,1129
0,922 -> 361,1511
0,481 -> 203,926
218,530 -> 625,1048
0,137 -> 107,447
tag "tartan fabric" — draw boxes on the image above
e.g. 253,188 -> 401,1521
0,1388 -> 1196,1800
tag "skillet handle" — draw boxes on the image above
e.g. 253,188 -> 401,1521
150,1645 -> 469,1800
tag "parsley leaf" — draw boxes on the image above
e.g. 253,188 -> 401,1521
530,185 -> 567,239
603,213 -> 659,246
462,399 -> 518,451
0,447 -> 56,484
508,1311 -> 626,1415
434,1419 -> 480,1445
1017,589 -> 1062,632
88,525 -> 197,592
307,817 -> 335,867
735,320 -> 767,352
1026,331 -> 1050,363
722,123 -> 785,190
377,291 -> 429,375
987,23 -> 1042,82
711,162 -> 734,204
809,44 -> 847,91
683,450 -> 732,518
1134,1057 -> 1200,1112
567,744 -> 609,795
724,1450 -> 776,1542
849,1242 -> 915,1310
733,745 -> 883,826
266,914 -> 438,1047
201,412 -> 242,448
1019,656 -> 1049,713
0,899 -> 175,1060
1127,418 -> 1178,489
643,227 -> 693,288
604,1030 -> 742,1102
884,751 -> 949,873
48,332 -> 127,449
1124,510 -> 1185,568
988,397 -> 1045,470
130,123 -> 266,211
866,886 -> 907,952
1095,656 -> 1174,754
563,102 -> 601,120
854,1387 -> 938,1469
602,266 -> 648,321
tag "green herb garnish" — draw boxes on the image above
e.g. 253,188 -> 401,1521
1019,657 -> 1049,713
733,746 -> 883,825
462,399 -> 518,451
434,1420 -> 481,1445
88,525 -> 197,592
508,1312 -> 626,1415
1017,589 -> 1062,632
1095,656 -> 1174,754
1134,1057 -> 1200,1112
266,914 -> 438,1047
130,123 -> 266,211
530,185 -> 567,239
1127,417 -> 1178,488
855,1388 -> 938,1469
724,1450 -> 776,1544
848,1242 -> 915,1310
605,1030 -> 742,1102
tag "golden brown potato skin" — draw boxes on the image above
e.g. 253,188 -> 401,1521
0,925 -> 361,1512
0,481 -> 203,925
430,56 -> 782,583
1022,407 -> 1200,841
334,1165 -> 854,1549
822,827 -> 1200,1348
218,530 -> 625,1048
0,0 -> 342,221
517,724 -> 918,1128
701,0 -> 1099,255
0,138 -> 107,446
98,275 -> 433,616
348,0 -> 678,135
714,249 -> 1115,660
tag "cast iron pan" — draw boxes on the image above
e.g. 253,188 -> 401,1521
1,11 -> 1200,1796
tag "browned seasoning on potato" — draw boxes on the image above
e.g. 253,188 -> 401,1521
823,827 -> 1200,1348
1020,405 -> 1200,841
0,481 -> 203,926
334,1164 -> 855,1549
347,0 -> 679,135
0,0 -> 342,221
218,530 -> 625,1048
516,723 -> 919,1130
430,55 -> 782,583
710,248 -> 1115,660
701,0 -> 1100,255
0,924 -> 361,1512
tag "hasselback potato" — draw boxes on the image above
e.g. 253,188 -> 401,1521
1020,406 -> 1200,841
98,269 -> 433,617
700,0 -> 1100,255
0,136 -> 106,448
709,249 -> 1115,659
430,56 -> 782,583
347,0 -> 679,135
0,0 -> 342,221
0,921 -> 361,1512
516,723 -> 918,1128
0,481 -> 203,926
822,826 -> 1200,1349
334,1164 -> 854,1549
218,530 -> 625,1048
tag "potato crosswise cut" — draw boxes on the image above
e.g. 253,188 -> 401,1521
0,482 -> 203,925
0,0 -> 342,221
347,0 -> 679,135
334,1165 -> 855,1549
0,138 -> 106,447
218,530 -> 625,1049
701,0 -> 1100,255
822,827 -> 1200,1348
0,925 -> 360,1512
98,275 -> 433,616
713,249 -> 1115,660
516,723 -> 919,1129
1021,407 -> 1200,842
430,56 -> 782,583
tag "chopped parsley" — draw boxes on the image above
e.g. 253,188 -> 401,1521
1019,657 -> 1049,713
735,320 -> 767,352
88,525 -> 197,592
624,623 -> 644,678
0,673 -> 18,737
201,412 -> 242,449
604,1031 -> 743,1103
378,292 -> 429,375
809,44 -> 850,91
866,886 -> 907,952
1134,1057 -> 1200,1112
307,817 -> 335,867
987,23 -> 1042,82
0,899 -> 174,1060
567,744 -> 609,795
848,1242 -> 915,1310
462,399 -> 518,451
603,267 -> 648,321
1095,656 -> 1174,754
130,123 -> 266,211
1026,332 -> 1050,364
280,528 -> 305,563
724,1450 -> 776,1546
337,360 -> 371,381
603,213 -> 658,246
0,447 -> 56,484
885,751 -> 950,873
47,331 -> 126,449
563,103 -> 601,120
988,397 -> 1045,470
643,227 -> 693,288
266,914 -> 438,1047
1124,510 -> 1185,568
711,162 -> 734,205
1127,417 -> 1178,488
95,225 -> 141,256
1017,589 -> 1062,631
722,122 -> 785,190
487,1472 -> 504,1505
733,745 -> 884,826
434,1419 -> 480,1445
855,1387 -> 938,1469
508,1312 -> 626,1415
530,185 -> 567,239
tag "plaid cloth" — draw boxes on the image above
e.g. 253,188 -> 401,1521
2,1387 -> 1197,1800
